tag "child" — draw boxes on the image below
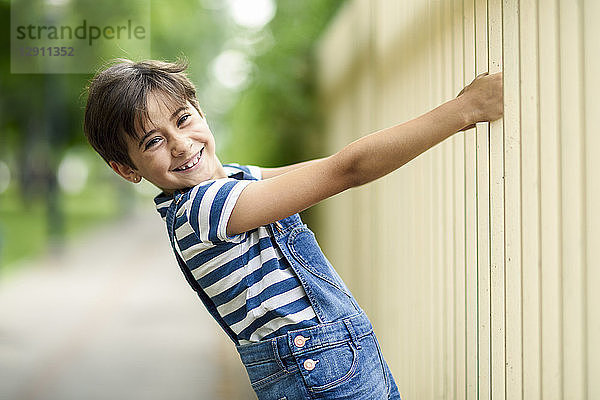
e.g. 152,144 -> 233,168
83,59 -> 502,400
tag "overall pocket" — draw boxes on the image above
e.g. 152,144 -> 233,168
298,340 -> 359,393
300,334 -> 390,399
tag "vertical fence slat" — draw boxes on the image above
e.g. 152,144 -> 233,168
404,2 -> 417,394
463,2 -> 478,399
430,0 -> 444,397
583,0 -> 600,398
414,2 -> 431,396
441,1 -> 457,397
519,0 -> 542,399
538,1 -> 563,399
396,2 -> 411,391
502,0 -> 523,399
452,1 -> 467,398
488,0 -> 506,398
559,0 -> 586,398
475,0 -> 491,397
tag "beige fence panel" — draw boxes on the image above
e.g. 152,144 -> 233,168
521,0 -> 541,398
559,1 -> 586,399
315,0 -> 599,398
538,1 -> 562,398
450,1 -> 467,398
502,0 -> 523,398
462,1 -> 479,397
584,1 -> 600,398
488,0 -> 505,399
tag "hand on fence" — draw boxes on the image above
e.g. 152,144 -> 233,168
456,71 -> 504,131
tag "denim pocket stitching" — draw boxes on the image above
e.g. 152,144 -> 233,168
251,368 -> 289,390
292,338 -> 350,357
308,341 -> 359,393
271,340 -> 287,372
287,228 -> 351,295
285,256 -> 326,323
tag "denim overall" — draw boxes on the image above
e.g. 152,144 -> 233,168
166,193 -> 401,400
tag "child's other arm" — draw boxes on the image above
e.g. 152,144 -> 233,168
260,158 -> 327,179
227,72 -> 503,236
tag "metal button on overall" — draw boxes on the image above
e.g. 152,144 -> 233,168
303,359 -> 318,371
294,335 -> 308,347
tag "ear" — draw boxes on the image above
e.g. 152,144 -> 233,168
109,161 -> 142,183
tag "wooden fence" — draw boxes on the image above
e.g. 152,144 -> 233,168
314,0 -> 599,398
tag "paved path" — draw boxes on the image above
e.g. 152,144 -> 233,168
0,203 -> 256,400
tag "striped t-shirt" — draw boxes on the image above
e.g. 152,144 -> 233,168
154,163 -> 318,344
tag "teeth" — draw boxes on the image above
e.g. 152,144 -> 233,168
176,149 -> 203,171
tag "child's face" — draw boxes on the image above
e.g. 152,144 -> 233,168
112,92 -> 226,193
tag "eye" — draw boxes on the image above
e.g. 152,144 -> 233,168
177,113 -> 191,127
144,136 -> 162,150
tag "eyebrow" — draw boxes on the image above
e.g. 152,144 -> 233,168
137,106 -> 188,149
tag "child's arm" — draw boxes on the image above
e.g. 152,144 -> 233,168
227,72 -> 503,236
260,158 -> 327,179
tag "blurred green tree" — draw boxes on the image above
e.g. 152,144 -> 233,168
224,0 -> 345,167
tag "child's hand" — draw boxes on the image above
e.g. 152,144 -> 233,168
456,71 -> 503,131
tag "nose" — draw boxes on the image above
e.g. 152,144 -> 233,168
170,135 -> 191,157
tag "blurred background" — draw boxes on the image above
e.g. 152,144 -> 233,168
0,0 -> 344,274
0,0 -> 344,399
3,0 -> 600,399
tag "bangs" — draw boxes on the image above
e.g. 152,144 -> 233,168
130,88 -> 189,140
121,76 -> 192,141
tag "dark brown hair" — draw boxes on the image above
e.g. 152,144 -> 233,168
83,58 -> 202,168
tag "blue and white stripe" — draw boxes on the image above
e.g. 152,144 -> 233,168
155,163 -> 318,344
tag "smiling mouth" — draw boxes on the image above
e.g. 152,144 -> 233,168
173,148 -> 203,172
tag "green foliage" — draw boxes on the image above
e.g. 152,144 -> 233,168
149,0 -> 230,86
0,0 -> 346,268
0,0 -> 230,268
0,187 -> 47,270
224,0 -> 345,166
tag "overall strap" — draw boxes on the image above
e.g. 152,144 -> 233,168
165,196 -> 240,345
